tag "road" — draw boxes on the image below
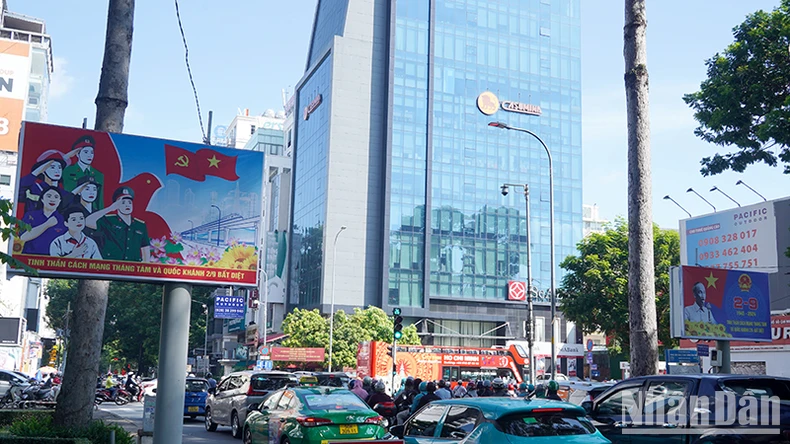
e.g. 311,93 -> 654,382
98,402 -> 238,443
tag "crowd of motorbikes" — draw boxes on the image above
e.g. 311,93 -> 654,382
0,373 -> 143,410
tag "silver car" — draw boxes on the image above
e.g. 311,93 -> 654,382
0,370 -> 28,397
204,370 -> 296,438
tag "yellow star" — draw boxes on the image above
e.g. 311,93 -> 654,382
704,272 -> 718,289
207,155 -> 221,168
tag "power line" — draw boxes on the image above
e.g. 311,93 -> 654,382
174,0 -> 206,142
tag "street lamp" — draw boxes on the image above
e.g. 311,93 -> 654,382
662,195 -> 692,218
328,225 -> 347,372
191,300 -> 210,370
489,121 -> 557,380
710,186 -> 740,207
500,182 -> 535,383
686,188 -> 716,213
210,205 -> 221,246
735,180 -> 767,202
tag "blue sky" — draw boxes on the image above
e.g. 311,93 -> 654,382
18,0 -> 787,229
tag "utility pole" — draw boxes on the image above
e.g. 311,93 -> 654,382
54,0 -> 135,428
624,0 -> 658,376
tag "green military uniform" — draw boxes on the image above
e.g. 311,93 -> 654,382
97,214 -> 149,262
63,165 -> 104,210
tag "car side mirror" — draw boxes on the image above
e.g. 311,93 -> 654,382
581,401 -> 593,415
246,403 -> 259,414
389,424 -> 404,438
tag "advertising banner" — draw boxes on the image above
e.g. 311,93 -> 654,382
214,295 -> 245,319
671,266 -> 771,341
0,41 -> 31,152
9,122 -> 264,285
270,347 -> 325,362
679,200 -> 777,272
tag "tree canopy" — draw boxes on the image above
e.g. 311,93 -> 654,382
46,280 -> 215,374
281,306 -> 420,369
558,219 -> 680,353
683,0 -> 790,175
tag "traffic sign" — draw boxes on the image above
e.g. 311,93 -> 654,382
696,343 -> 709,357
258,346 -> 270,355
666,349 -> 700,364
586,352 -> 593,364
586,339 -> 594,352
263,360 -> 273,371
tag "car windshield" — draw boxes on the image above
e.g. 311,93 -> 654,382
302,392 -> 370,411
719,379 -> 790,401
315,375 -> 348,387
251,375 -> 292,391
497,412 -> 595,437
186,380 -> 207,392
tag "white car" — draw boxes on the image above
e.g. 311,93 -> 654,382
0,370 -> 29,397
536,373 -> 569,382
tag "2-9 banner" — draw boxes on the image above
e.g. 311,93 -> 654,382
9,122 -> 264,286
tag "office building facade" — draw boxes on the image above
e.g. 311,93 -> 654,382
290,0 -> 582,366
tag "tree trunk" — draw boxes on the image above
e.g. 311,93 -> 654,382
624,0 -> 658,377
54,0 -> 134,428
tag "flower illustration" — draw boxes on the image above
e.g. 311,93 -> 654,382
206,248 -> 221,262
185,246 -> 201,259
184,256 -> 202,267
227,237 -> 239,247
150,237 -> 167,252
216,245 -> 257,270
166,257 -> 181,265
170,231 -> 183,244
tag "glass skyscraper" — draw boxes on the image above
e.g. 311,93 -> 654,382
291,0 -> 581,352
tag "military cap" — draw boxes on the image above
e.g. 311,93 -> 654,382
72,135 -> 96,151
76,175 -> 101,189
112,186 -> 134,202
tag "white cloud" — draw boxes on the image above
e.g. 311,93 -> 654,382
49,56 -> 75,99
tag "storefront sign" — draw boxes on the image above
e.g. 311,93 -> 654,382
303,94 -> 322,120
501,101 -> 542,116
671,266 -> 771,341
507,280 -> 526,301
476,91 -> 499,115
215,295 -> 245,319
270,347 -> 325,362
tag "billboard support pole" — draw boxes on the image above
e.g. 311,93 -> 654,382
717,340 -> 730,373
153,283 -> 192,444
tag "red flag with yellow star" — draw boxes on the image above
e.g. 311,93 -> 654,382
682,265 -> 726,308
196,148 -> 239,181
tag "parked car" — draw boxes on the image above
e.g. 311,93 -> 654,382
559,380 -> 614,406
584,374 -> 790,443
205,370 -> 297,438
536,373 -> 569,382
311,371 -> 350,388
390,397 -> 610,443
0,370 -> 29,397
242,384 -> 387,444
184,377 -> 209,419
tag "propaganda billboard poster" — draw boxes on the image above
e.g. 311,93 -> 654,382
675,266 -> 771,341
9,122 -> 264,286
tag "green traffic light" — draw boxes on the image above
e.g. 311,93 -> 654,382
393,307 -> 402,316
394,330 -> 403,340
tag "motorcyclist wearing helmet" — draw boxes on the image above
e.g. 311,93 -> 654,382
435,379 -> 451,400
367,381 -> 393,408
205,372 -> 217,391
481,379 -> 493,397
533,382 -> 546,399
491,378 -> 510,397
410,381 -> 429,413
393,377 -> 414,409
545,380 -> 562,401
516,382 -> 529,398
362,376 -> 374,395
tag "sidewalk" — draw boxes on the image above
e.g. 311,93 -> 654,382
93,408 -> 139,436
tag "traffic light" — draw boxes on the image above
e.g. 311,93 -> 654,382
393,307 -> 403,341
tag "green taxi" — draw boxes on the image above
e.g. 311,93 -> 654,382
242,379 -> 387,444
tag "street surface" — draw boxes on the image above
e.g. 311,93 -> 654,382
98,402 -> 237,443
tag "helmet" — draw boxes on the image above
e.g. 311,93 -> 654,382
375,382 -> 386,393
518,383 -> 528,391
492,378 -> 505,390
363,376 -> 373,387
438,379 -> 446,388
547,380 -> 559,392
527,384 -> 535,392
483,380 -> 492,388
419,381 -> 428,392
206,373 -> 212,378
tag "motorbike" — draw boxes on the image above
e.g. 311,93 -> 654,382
13,380 -> 59,409
373,401 -> 398,428
0,380 -> 29,409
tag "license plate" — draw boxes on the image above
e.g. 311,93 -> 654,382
338,424 -> 358,434
187,406 -> 199,412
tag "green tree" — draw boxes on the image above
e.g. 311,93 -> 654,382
46,280 -> 215,374
280,306 -> 421,370
683,1 -> 790,175
559,219 -> 680,354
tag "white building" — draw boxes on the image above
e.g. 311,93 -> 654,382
0,2 -> 54,374
583,204 -> 608,237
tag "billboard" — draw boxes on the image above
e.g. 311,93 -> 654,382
0,40 -> 31,152
214,295 -> 245,319
9,122 -> 264,285
270,347 -> 325,362
671,266 -> 771,341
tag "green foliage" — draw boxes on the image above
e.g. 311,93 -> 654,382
281,306 -> 421,369
559,219 -> 680,353
683,0 -> 790,175
0,410 -> 54,427
45,280 -> 215,373
7,415 -> 132,444
0,197 -> 34,273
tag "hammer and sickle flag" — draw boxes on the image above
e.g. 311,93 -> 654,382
164,144 -> 240,182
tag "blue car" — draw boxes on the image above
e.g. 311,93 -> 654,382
390,398 -> 610,443
184,377 -> 209,418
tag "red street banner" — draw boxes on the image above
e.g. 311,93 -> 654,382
9,122 -> 263,286
271,347 -> 325,362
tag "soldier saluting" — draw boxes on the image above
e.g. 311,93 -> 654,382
86,186 -> 150,262
62,135 -> 105,206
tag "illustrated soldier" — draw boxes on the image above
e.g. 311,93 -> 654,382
17,150 -> 72,213
66,175 -> 104,248
86,186 -> 150,262
62,135 -> 104,206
